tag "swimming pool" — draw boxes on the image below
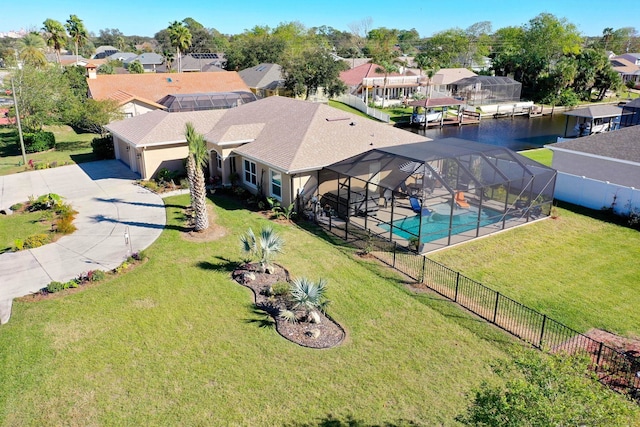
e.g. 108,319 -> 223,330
379,203 -> 506,243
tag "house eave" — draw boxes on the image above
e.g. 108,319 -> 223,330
545,145 -> 640,167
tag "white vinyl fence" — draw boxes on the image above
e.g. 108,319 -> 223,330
334,94 -> 390,123
554,172 -> 640,215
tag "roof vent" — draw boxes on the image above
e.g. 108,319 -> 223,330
325,117 -> 350,122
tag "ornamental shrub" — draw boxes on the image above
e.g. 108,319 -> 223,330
46,281 -> 65,293
23,131 -> 55,153
23,234 -> 50,249
91,134 -> 115,159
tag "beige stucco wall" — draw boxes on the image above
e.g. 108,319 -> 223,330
142,144 -> 188,180
122,101 -> 159,118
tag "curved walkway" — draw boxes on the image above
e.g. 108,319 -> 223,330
0,160 -> 166,324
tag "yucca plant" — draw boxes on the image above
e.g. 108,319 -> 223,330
239,226 -> 284,273
290,277 -> 330,323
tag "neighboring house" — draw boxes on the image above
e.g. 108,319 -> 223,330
105,96 -> 427,203
610,56 -> 640,86
175,53 -> 227,72
238,63 -> 287,98
107,52 -> 138,63
617,53 -> 640,66
87,70 -> 252,117
123,53 -> 165,73
545,125 -> 640,215
428,68 -> 477,98
339,62 -> 421,105
93,46 -> 119,59
45,54 -> 92,66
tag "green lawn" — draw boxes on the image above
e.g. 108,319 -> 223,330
327,100 -> 371,119
519,148 -> 553,167
0,209 -> 51,253
429,205 -> 640,339
0,125 -> 98,176
0,194 -> 525,426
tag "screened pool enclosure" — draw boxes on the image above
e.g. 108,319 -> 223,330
317,139 -> 556,253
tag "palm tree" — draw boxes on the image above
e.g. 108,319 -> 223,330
65,14 -> 88,64
168,21 -> 192,73
240,226 -> 284,273
374,59 -> 400,108
17,33 -> 47,68
290,277 -> 330,322
115,35 -> 126,51
414,54 -> 440,98
184,122 -> 209,231
42,19 -> 67,65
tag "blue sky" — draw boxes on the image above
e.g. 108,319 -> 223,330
1,0 -> 638,38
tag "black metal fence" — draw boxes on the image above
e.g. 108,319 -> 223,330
317,218 -> 640,399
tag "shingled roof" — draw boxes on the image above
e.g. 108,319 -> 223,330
546,125 -> 640,163
106,96 -> 428,172
87,72 -> 251,105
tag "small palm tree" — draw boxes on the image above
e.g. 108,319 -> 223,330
290,277 -> 330,322
240,226 -> 284,273
17,33 -> 47,68
184,122 -> 209,231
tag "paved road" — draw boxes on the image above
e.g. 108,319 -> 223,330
0,160 -> 166,324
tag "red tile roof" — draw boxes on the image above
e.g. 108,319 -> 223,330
339,63 -> 403,86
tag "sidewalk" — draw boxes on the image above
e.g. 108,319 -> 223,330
0,160 -> 166,324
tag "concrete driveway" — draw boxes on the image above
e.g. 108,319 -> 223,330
0,160 -> 166,324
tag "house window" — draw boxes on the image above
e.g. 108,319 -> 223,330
270,169 -> 282,199
243,159 -> 257,187
216,152 -> 222,169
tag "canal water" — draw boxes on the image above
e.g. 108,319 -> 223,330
406,114 -> 571,152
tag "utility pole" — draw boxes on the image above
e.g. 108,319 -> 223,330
10,78 -> 27,165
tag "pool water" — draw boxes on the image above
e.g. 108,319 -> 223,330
379,203 -> 506,243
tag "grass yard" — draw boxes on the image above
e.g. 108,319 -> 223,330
519,148 -> 553,167
327,100 -> 371,119
0,125 -> 98,176
429,204 -> 640,339
0,194 -> 524,426
0,209 -> 51,253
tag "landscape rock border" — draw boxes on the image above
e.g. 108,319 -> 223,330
232,263 -> 345,349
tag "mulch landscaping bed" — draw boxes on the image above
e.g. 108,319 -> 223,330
232,263 -> 345,349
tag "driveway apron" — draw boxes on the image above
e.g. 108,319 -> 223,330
0,160 -> 166,324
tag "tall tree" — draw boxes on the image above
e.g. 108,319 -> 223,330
17,33 -> 47,68
601,27 -> 614,50
42,19 -> 67,64
420,28 -> 469,68
184,123 -> 209,232
414,53 -> 440,97
11,65 -> 79,132
65,14 -> 88,63
167,21 -> 192,72
368,28 -> 401,108
282,48 -> 348,99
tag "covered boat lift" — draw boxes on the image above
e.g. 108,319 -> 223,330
562,105 -> 628,137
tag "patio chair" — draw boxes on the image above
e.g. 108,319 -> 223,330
454,191 -> 470,209
409,197 -> 433,217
